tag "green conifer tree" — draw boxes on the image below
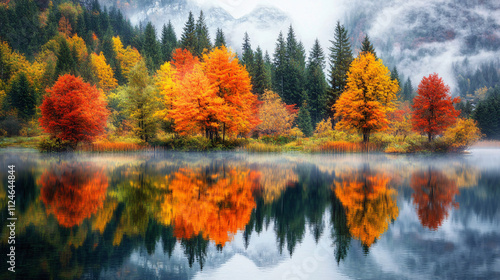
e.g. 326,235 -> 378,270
195,11 -> 211,57
297,100 -> 313,137
180,11 -> 197,54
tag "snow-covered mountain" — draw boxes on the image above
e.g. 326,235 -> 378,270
100,0 -> 500,91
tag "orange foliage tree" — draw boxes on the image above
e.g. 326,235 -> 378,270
40,163 -> 109,228
411,73 -> 460,142
257,90 -> 298,136
171,48 -> 199,80
334,168 -> 399,247
202,46 -> 260,138
387,101 -> 412,140
411,169 -> 459,230
334,52 -> 399,142
167,166 -> 260,246
170,64 -> 227,137
39,74 -> 109,146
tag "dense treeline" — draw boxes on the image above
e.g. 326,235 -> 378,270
0,0 -> 498,150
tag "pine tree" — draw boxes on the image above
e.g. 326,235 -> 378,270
360,34 -> 377,58
143,22 -> 161,71
252,47 -> 271,97
272,31 -> 287,98
161,21 -> 177,63
101,28 -> 125,84
328,21 -> 353,120
195,11 -> 211,57
297,100 -> 313,137
284,26 -> 307,107
214,28 -> 226,48
307,39 -> 328,126
8,72 -> 36,121
241,32 -> 254,74
180,11 -> 197,54
403,77 -> 414,102
56,38 -> 77,77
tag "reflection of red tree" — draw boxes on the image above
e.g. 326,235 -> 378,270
334,170 -> 399,247
169,167 -> 259,246
411,170 -> 459,230
40,163 -> 109,228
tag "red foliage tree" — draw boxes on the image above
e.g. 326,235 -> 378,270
39,74 -> 109,146
40,163 -> 109,228
171,48 -> 199,80
411,73 -> 460,142
411,169 -> 459,230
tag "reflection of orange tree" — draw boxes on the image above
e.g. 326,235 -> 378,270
411,169 -> 459,230
40,163 -> 109,228
168,166 -> 260,246
334,169 -> 399,247
256,165 -> 298,204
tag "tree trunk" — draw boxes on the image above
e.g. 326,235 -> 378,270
363,133 -> 369,143
223,123 -> 225,143
428,133 -> 432,142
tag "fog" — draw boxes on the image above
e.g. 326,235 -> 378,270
105,0 -> 500,92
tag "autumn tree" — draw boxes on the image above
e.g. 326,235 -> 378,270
90,52 -> 118,92
170,64 -> 226,138
334,52 -> 399,142
112,36 -> 142,79
40,163 -> 109,228
387,101 -> 412,140
334,168 -> 399,247
201,46 -> 260,139
257,90 -> 298,135
39,74 -> 109,146
411,73 -> 460,142
155,61 -> 177,126
171,48 -> 199,80
442,118 -> 482,150
411,169 -> 459,230
118,60 -> 158,142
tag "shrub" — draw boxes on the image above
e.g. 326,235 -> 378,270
38,137 -> 73,152
441,118 -> 482,151
0,116 -> 21,136
314,118 -> 335,138
244,141 -> 282,153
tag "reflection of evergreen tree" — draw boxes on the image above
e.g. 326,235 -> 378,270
145,218 -> 163,255
301,165 -> 330,243
331,190 -> 351,264
181,233 -> 209,269
272,182 -> 306,256
161,225 -> 178,258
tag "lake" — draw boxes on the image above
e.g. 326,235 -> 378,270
0,148 -> 499,280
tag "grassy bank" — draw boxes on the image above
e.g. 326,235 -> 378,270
0,132 -> 488,153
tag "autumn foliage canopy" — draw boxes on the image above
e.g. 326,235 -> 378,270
334,52 -> 399,142
39,74 -> 109,144
411,73 -> 460,141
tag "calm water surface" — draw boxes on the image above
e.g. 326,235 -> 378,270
0,148 -> 499,280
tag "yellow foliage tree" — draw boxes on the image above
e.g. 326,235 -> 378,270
442,118 -> 482,150
334,52 -> 399,142
67,34 -> 88,62
334,169 -> 399,247
91,52 -> 118,92
155,61 -> 178,120
112,36 -> 142,79
257,90 -> 297,135
314,117 -> 335,138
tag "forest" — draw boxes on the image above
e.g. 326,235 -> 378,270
0,0 -> 498,152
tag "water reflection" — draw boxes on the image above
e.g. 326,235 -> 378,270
334,166 -> 399,248
40,163 -> 109,228
411,169 -> 459,230
0,151 -> 499,279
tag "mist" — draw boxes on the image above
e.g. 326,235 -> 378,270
102,0 -> 500,93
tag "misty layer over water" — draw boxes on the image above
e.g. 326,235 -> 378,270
0,149 -> 499,279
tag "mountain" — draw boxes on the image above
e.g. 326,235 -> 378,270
99,0 -> 500,92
